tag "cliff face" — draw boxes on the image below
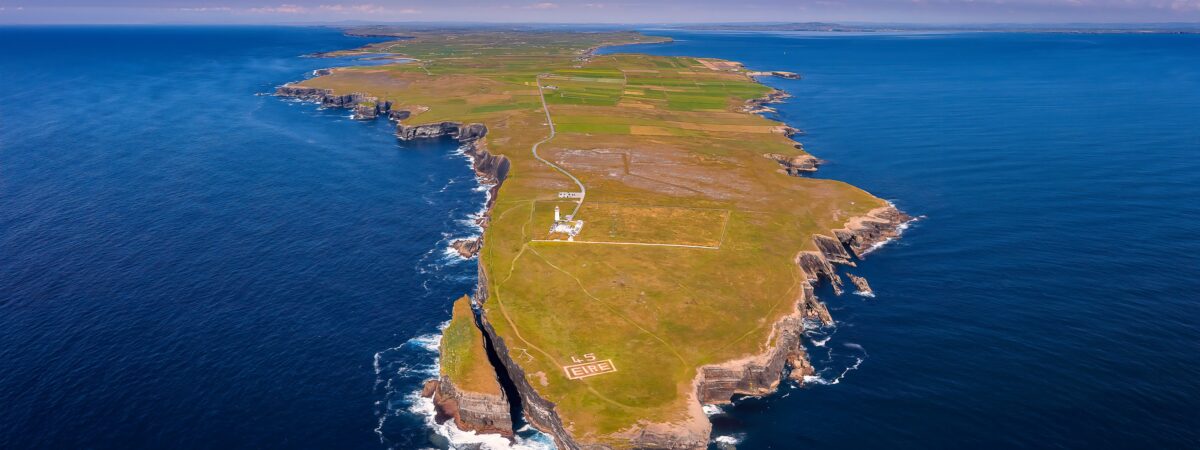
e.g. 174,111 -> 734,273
692,203 -> 908,410
834,206 -> 911,258
741,88 -> 791,114
424,377 -> 514,438
395,121 -> 509,228
275,84 -> 393,120
764,152 -> 820,175
450,237 -> 482,259
476,300 -> 590,449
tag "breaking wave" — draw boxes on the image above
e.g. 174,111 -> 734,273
861,205 -> 924,256
713,433 -> 746,446
702,404 -> 724,416
802,342 -> 868,386
374,323 -> 557,449
409,393 -> 556,450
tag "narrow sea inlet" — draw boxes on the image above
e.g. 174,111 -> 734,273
2,27 -> 1199,449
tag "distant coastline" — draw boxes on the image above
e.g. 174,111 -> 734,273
667,21 -> 1200,34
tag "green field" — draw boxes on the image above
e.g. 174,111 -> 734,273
299,29 -> 888,448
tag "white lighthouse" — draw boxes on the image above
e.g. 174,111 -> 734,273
554,206 -> 561,222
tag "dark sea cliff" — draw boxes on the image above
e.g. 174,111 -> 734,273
1,26 -> 1198,450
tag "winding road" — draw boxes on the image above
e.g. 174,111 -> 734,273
533,74 -> 586,219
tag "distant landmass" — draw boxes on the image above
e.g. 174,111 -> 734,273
670,21 -> 1200,33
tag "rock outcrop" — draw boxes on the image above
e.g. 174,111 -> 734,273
423,377 -> 514,438
832,206 -> 912,258
748,71 -> 802,80
847,274 -> 873,296
396,121 -> 509,226
274,84 -> 394,120
450,237 -> 482,259
697,311 -> 811,404
741,88 -> 791,114
396,121 -> 488,142
475,276 -> 588,449
764,152 -> 820,175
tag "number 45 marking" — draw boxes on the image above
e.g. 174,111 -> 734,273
570,353 -> 596,363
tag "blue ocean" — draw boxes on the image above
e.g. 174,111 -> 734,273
2,27 -> 1198,449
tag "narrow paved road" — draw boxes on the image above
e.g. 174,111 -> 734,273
533,74 -> 586,219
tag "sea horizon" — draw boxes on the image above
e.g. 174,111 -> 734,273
2,25 -> 1197,449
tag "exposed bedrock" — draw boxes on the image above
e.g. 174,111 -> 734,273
832,205 -> 912,258
696,311 -> 812,404
741,88 -> 791,114
397,121 -> 509,225
764,153 -> 820,175
474,281 -> 586,449
450,237 -> 482,259
848,274 -> 873,295
423,377 -> 514,438
274,84 -> 394,120
396,121 -> 488,142
813,234 -> 854,265
798,251 -> 845,299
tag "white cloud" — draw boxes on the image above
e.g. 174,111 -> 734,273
178,7 -> 232,12
525,2 -> 560,9
248,4 -> 308,14
320,4 -> 386,14
1170,0 -> 1200,11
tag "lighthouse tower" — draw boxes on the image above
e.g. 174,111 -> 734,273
554,206 -> 561,222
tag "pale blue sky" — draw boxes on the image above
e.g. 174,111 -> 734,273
2,0 -> 1199,24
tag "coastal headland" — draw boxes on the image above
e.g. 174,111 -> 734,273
277,29 -> 908,449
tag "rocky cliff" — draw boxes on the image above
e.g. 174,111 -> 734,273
764,152 -> 820,175
394,121 -> 509,226
423,377 -> 514,438
274,84 -> 393,120
690,203 -> 910,410
833,206 -> 912,258
741,88 -> 791,114
450,237 -> 482,259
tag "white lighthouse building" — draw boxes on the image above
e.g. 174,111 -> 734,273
549,205 -> 584,239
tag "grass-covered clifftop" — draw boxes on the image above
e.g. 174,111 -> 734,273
292,30 -> 897,448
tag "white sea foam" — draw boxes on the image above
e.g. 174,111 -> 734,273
407,392 -> 556,450
860,205 -> 922,256
811,336 -> 831,347
376,326 -> 558,449
853,290 -> 876,298
408,331 -> 446,353
713,434 -> 745,445
702,404 -> 724,416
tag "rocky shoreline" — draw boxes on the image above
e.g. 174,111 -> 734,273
278,58 -> 910,448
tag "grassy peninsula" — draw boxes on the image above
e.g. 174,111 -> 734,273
282,29 -> 907,449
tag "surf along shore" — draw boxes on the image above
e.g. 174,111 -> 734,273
276,28 -> 910,449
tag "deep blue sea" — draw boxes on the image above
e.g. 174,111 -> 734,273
604,31 -> 1200,448
0,26 -> 484,449
1,27 -> 1197,449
